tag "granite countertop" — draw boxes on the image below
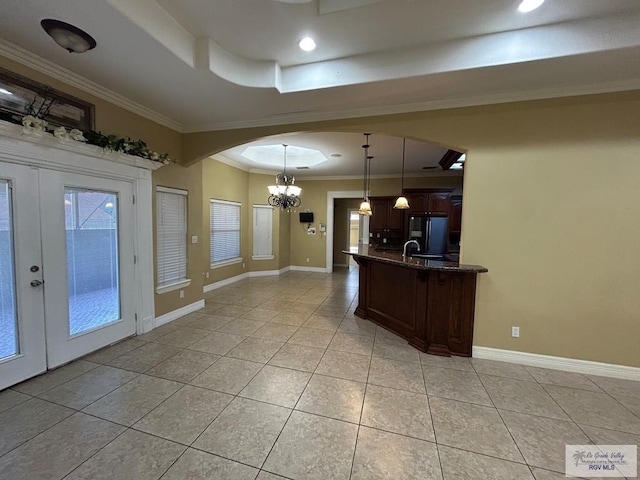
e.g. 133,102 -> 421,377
343,246 -> 488,273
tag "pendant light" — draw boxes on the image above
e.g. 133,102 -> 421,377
393,138 -> 410,209
358,133 -> 372,216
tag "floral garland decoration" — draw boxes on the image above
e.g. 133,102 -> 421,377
20,115 -> 174,165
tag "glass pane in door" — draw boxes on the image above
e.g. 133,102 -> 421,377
65,188 -> 120,335
0,179 -> 18,358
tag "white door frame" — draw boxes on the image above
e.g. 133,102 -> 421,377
346,208 -> 361,267
0,122 -> 160,338
325,191 -> 369,273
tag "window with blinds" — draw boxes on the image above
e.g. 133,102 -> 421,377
156,187 -> 189,291
210,199 -> 241,267
252,205 -> 274,260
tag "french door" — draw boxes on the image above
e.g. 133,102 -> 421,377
0,162 -> 136,389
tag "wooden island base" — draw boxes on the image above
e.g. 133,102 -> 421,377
348,248 -> 487,357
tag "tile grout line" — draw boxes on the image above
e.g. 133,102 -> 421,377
474,363 -> 531,468
250,302 -> 343,474
347,313 -> 375,480
419,351 -> 447,479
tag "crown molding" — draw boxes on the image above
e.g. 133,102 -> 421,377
0,38 -> 184,132
296,171 -> 461,181
183,78 -> 640,133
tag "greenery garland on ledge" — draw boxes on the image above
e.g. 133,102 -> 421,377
83,130 -> 173,164
16,114 -> 174,165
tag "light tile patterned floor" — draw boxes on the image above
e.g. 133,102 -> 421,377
1,268 -> 639,479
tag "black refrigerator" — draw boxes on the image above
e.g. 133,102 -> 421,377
407,215 -> 448,256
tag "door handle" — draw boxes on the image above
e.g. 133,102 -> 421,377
30,279 -> 43,287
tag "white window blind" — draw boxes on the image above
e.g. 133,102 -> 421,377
210,199 -> 241,265
156,187 -> 188,289
252,205 -> 274,260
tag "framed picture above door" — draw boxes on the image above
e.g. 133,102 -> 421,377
0,66 -> 95,131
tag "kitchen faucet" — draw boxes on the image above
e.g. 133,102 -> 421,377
402,239 -> 420,259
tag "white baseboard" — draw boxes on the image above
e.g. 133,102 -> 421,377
473,346 -> 640,381
203,267 -> 291,293
203,273 -> 249,293
248,269 -> 281,277
155,300 -> 205,328
289,266 -> 329,273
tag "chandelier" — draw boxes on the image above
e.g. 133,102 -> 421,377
267,144 -> 302,210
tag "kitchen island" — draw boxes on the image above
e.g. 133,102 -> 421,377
345,246 -> 488,357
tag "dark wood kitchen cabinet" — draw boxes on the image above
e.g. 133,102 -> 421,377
449,196 -> 463,233
427,191 -> 451,215
405,189 -> 452,216
369,196 -> 404,234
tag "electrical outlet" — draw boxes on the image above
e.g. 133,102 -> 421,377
191,235 -> 198,244
511,326 -> 520,338
306,257 -> 310,263
179,290 -> 184,299
242,263 -> 245,268
205,272 -> 209,278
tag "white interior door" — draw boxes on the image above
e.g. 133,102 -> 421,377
39,171 -> 136,368
0,163 -> 47,390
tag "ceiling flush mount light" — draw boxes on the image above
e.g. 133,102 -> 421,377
518,0 -> 544,13
298,37 -> 316,52
267,144 -> 302,211
41,19 -> 97,53
359,133 -> 373,216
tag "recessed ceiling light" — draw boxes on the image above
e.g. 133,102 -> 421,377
298,37 -> 316,52
0,88 -> 13,95
518,0 -> 544,13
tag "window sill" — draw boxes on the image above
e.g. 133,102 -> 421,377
210,257 -> 243,269
156,279 -> 192,295
252,255 -> 274,261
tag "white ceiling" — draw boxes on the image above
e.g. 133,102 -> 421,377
215,132 -> 454,178
0,0 -> 639,176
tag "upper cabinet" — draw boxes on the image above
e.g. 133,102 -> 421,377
405,189 -> 452,216
369,196 -> 404,234
449,196 -> 463,233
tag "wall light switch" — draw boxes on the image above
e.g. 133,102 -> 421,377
191,235 -> 198,244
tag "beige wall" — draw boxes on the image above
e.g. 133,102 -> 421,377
278,209 -> 291,269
